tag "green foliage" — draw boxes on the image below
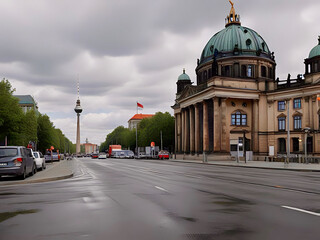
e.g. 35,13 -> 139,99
0,78 -> 74,153
100,126 -> 136,151
139,112 -> 175,151
0,78 -> 23,144
100,112 -> 175,153
20,109 -> 38,146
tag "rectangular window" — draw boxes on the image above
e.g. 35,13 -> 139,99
231,115 -> 236,125
261,66 -> 267,77
293,98 -> 301,109
241,65 -> 247,77
278,138 -> 286,153
242,114 -> 247,125
234,63 -> 239,77
278,117 -> 286,131
247,65 -> 253,77
294,116 -> 302,129
278,101 -> 286,111
225,66 -> 231,77
292,138 -> 299,152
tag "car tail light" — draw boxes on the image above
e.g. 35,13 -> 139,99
14,158 -> 23,166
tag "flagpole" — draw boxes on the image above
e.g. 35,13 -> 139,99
136,102 -> 138,156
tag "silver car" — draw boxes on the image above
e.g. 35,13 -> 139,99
0,146 -> 36,179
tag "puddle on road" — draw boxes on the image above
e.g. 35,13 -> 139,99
0,192 -> 17,196
213,196 -> 254,206
0,209 -> 40,223
166,212 -> 198,223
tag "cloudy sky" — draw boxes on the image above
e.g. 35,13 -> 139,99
2,0 -> 319,145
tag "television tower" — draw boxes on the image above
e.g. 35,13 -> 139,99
74,81 -> 83,154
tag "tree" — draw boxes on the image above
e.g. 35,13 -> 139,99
0,78 -> 24,145
100,112 -> 175,153
21,109 -> 38,146
139,112 -> 175,152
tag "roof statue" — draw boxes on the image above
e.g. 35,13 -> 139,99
229,0 -> 235,14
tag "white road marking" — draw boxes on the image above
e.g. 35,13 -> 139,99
155,186 -> 168,192
282,206 -> 320,217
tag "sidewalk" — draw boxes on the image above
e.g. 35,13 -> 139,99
170,159 -> 320,172
0,159 -> 74,186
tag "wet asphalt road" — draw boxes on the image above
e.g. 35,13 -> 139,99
0,157 -> 319,240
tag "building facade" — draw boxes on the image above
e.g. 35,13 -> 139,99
172,3 -> 320,159
81,143 -> 98,154
128,114 -> 154,130
14,95 -> 38,113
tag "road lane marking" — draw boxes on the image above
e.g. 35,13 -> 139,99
155,186 -> 168,192
282,206 -> 320,217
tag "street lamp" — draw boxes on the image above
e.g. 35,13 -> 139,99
304,127 -> 311,164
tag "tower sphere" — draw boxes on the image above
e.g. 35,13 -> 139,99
74,99 -> 83,114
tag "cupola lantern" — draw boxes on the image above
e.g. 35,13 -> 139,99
225,0 -> 241,27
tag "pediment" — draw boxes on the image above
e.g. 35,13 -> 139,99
292,110 -> 302,116
277,113 -> 286,118
178,85 -> 198,100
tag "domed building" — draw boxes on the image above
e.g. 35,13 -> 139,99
173,2 -> 320,160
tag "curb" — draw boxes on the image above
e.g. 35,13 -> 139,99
0,160 -> 75,186
169,160 -> 320,172
0,173 -> 74,186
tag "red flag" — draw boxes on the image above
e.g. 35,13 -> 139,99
137,102 -> 143,108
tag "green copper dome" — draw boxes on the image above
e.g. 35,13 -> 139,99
308,37 -> 320,58
178,69 -> 190,81
200,24 -> 272,65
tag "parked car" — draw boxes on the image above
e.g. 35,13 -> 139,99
44,151 -> 60,162
92,153 -> 99,159
0,146 -> 36,179
33,151 -> 46,170
98,153 -> 107,159
158,150 -> 169,159
123,150 -> 134,159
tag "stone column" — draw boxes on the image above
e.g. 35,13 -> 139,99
194,104 -> 200,154
181,109 -> 185,153
203,101 -> 209,152
185,108 -> 190,153
189,106 -> 195,154
220,98 -> 228,151
177,113 -> 182,152
304,97 -> 310,128
253,100 -> 259,152
213,98 -> 221,151
310,96 -> 314,128
174,113 -> 178,153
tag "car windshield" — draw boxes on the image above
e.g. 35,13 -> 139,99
0,148 -> 18,157
33,152 -> 39,158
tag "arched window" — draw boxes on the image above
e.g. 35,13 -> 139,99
231,111 -> 247,126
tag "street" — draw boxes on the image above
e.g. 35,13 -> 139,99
0,158 -> 319,240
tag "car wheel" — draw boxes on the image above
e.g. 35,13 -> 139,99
20,168 -> 26,180
30,163 -> 37,176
